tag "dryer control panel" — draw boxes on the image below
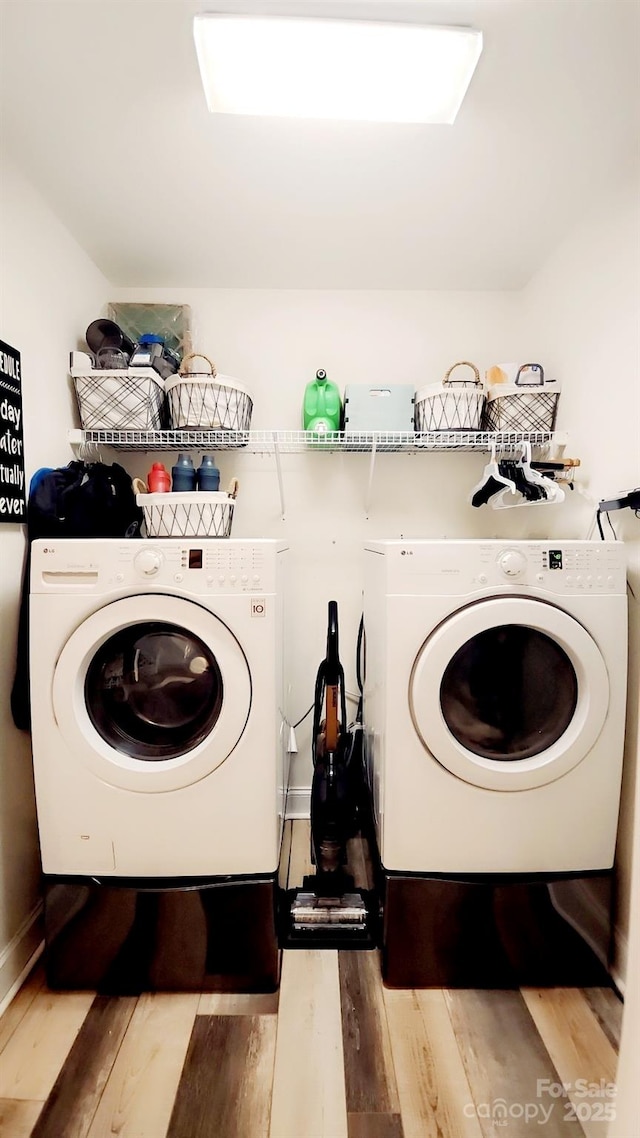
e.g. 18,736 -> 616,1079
365,540 -> 627,597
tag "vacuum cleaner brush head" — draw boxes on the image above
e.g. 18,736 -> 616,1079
291,892 -> 368,930
281,878 -> 378,949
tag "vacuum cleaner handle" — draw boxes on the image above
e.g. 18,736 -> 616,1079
326,601 -> 348,750
312,602 -> 348,761
325,683 -> 340,753
326,601 -> 340,682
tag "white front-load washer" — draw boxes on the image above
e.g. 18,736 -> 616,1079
363,540 -> 627,987
29,538 -> 288,992
31,537 -> 288,877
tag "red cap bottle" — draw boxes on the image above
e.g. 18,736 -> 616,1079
147,462 -> 171,493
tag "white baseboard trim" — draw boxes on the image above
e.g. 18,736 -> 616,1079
285,787 -> 311,819
0,902 -> 44,1017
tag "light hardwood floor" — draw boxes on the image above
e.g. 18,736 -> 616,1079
0,821 -> 622,1138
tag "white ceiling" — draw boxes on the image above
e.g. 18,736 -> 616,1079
1,0 -> 638,290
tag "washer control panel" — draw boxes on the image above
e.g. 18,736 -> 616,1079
31,539 -> 285,595
129,542 -> 270,591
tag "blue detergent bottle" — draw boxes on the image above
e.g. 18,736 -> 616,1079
171,454 -> 196,492
197,455 -> 220,491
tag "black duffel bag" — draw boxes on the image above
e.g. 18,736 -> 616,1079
11,462 -> 142,730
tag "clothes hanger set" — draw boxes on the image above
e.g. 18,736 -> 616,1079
470,442 -> 567,509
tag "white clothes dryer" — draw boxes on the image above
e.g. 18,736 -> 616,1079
363,540 -> 627,987
29,538 -> 288,992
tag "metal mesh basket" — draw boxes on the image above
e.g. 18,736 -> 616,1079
72,368 -> 165,430
482,365 -> 559,432
414,362 -> 485,431
165,353 -> 253,432
138,492 -> 235,538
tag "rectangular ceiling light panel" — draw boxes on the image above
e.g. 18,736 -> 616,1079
193,15 -> 482,123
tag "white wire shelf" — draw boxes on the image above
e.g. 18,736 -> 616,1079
68,428 -> 562,454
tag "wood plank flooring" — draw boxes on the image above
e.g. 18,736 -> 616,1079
0,822 -> 623,1138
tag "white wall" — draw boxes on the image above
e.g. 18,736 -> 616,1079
0,155 -> 109,1005
609,767 -> 640,1137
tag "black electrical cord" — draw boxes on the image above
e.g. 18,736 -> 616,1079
356,615 -> 365,693
355,615 -> 365,725
292,703 -> 314,729
596,508 -> 619,540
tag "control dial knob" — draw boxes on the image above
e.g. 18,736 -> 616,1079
134,548 -> 163,576
498,549 -> 527,578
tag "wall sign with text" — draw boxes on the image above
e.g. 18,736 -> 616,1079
0,339 -> 26,523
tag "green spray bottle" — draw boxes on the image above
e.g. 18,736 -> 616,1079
302,369 -> 342,434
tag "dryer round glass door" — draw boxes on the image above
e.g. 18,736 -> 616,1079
409,596 -> 609,790
53,595 -> 251,792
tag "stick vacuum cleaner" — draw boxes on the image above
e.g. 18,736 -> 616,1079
282,602 -> 377,948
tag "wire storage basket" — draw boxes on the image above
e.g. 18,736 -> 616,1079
71,366 -> 165,430
165,353 -> 253,433
414,362 -> 485,431
137,492 -> 235,538
482,365 -> 560,432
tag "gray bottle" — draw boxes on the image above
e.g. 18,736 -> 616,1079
197,454 -> 220,492
171,454 -> 196,492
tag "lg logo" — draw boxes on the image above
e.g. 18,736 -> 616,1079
400,550 -> 414,557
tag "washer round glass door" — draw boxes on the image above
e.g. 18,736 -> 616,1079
85,622 -> 224,761
53,595 -> 251,792
409,597 -> 609,790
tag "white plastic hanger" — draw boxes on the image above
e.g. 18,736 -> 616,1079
491,442 -> 565,509
468,441 -> 517,507
517,441 -> 554,492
